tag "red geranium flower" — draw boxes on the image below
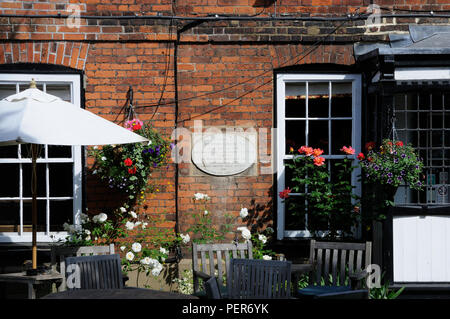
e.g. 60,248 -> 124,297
279,188 -> 291,199
128,166 -> 137,174
124,158 -> 133,167
365,141 -> 376,151
395,141 -> 404,147
357,152 -> 365,161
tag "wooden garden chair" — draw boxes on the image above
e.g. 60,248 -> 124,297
205,258 -> 292,299
294,240 -> 372,299
50,244 -> 116,291
192,241 -> 253,298
64,254 -> 124,290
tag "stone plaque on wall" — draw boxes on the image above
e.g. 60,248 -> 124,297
191,130 -> 257,176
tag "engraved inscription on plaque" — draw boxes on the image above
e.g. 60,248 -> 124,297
191,132 -> 257,176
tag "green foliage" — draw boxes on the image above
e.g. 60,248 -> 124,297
90,122 -> 171,203
369,273 -> 405,299
186,193 -> 233,244
283,147 -> 360,239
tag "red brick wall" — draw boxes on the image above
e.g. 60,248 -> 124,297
2,0 -> 450,243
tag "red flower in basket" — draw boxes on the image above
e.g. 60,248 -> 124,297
357,152 -> 365,161
128,166 -> 137,174
124,158 -> 133,167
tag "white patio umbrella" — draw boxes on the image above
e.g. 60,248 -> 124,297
0,80 -> 148,274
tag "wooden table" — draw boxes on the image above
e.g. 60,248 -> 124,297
0,271 -> 63,299
41,287 -> 199,299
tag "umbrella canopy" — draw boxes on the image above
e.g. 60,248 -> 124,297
0,86 -> 148,146
0,83 -> 149,273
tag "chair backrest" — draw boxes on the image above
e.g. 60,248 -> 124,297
51,244 -> 115,291
309,240 -> 372,286
192,242 -> 253,293
65,254 -> 123,290
227,258 -> 292,299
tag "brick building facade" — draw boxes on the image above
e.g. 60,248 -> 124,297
2,0 -> 450,289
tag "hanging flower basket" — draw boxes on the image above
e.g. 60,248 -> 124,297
90,119 -> 172,203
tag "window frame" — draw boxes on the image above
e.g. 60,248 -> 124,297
276,73 -> 362,240
0,73 -> 82,243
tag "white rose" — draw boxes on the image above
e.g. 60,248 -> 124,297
258,234 -> 267,244
135,221 -> 142,227
131,242 -> 142,253
194,193 -> 204,200
180,233 -> 190,244
126,252 -> 134,261
84,229 -> 91,235
140,257 -> 151,265
262,255 -> 272,260
120,246 -> 126,252
85,235 -> 91,241
204,210 -> 208,215
101,156 -> 107,161
160,247 -> 168,255
238,227 -> 251,240
129,211 -> 137,218
142,222 -> 148,229
120,207 -> 127,213
240,207 -> 249,219
97,213 -> 107,223
125,221 -> 134,230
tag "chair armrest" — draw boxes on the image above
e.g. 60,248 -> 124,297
291,263 -> 315,275
193,270 -> 212,281
349,270 -> 368,289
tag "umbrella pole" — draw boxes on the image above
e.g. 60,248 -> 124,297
31,144 -> 37,270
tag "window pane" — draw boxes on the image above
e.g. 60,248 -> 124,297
445,93 -> 450,111
285,83 -> 306,118
23,200 -> 46,232
50,200 -> 73,231
406,93 -> 418,111
394,94 -> 406,111
431,93 -> 443,110
395,112 -> 406,129
419,93 -> 431,111
284,195 -> 306,231
0,145 -> 19,158
283,159 -> 305,193
0,202 -> 19,232
308,120 -> 328,153
308,83 -> 329,118
0,164 -> 19,197
285,120 -> 305,154
48,145 -> 72,158
331,82 -> 352,117
407,113 -> 418,129
431,113 -> 443,129
331,120 -> 352,154
19,83 -> 43,92
0,84 -> 16,99
22,163 -> 46,198
49,163 -> 73,197
285,97 -> 306,118
45,84 -> 71,102
19,144 -> 44,159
